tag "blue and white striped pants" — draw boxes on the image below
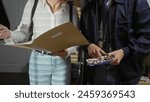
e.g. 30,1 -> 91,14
29,51 -> 71,85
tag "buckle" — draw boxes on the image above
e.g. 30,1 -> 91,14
41,51 -> 45,54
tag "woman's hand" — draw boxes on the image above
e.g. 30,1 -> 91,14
52,49 -> 68,59
0,24 -> 11,39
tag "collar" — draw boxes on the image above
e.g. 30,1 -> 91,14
42,0 -> 47,6
42,0 -> 67,14
42,0 -> 65,7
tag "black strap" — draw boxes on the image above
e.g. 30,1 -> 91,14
29,0 -> 38,41
101,0 -> 112,42
96,0 -> 102,46
97,0 -> 112,48
29,0 -> 73,40
67,1 -> 73,22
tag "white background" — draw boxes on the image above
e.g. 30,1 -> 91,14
0,85 -> 149,102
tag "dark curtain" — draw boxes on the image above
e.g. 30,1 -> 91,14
0,0 -> 10,28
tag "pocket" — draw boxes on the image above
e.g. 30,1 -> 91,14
118,18 -> 132,29
118,18 -> 132,24
117,18 -> 132,41
118,18 -> 132,31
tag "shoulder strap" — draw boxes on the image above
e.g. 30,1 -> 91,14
67,1 -> 73,22
29,0 -> 38,40
31,0 -> 38,20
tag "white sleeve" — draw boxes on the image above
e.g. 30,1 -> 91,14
9,0 -> 35,44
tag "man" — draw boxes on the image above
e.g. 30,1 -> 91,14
80,0 -> 150,84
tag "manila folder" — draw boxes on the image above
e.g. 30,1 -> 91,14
8,22 -> 89,52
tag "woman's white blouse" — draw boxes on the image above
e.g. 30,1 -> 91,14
6,0 -> 79,56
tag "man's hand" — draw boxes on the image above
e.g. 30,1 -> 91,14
0,24 -> 11,39
88,43 -> 106,58
108,49 -> 124,65
52,49 -> 68,59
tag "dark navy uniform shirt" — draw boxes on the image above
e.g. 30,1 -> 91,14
80,0 -> 150,84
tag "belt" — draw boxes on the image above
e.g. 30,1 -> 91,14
35,50 -> 52,55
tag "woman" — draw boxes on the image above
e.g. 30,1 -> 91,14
0,0 -> 79,85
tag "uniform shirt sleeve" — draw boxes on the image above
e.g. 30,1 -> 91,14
124,0 -> 150,56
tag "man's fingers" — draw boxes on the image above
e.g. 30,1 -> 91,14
88,43 -> 106,58
89,51 -> 96,58
99,48 -> 106,55
89,50 -> 99,58
96,49 -> 102,58
112,60 -> 119,65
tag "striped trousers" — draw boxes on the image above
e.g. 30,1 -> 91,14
29,51 -> 71,85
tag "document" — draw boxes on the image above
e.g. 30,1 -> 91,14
7,22 -> 89,52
